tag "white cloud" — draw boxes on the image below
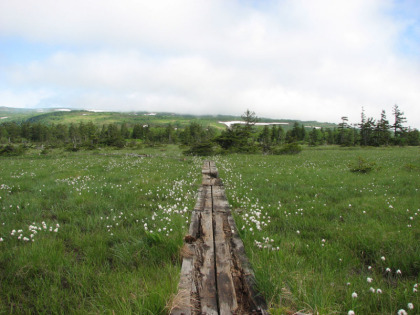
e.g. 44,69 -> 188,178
0,89 -> 54,108
0,0 -> 419,127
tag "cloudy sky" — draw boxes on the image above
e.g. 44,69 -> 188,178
1,0 -> 419,127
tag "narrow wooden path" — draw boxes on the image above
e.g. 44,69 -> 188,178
171,161 -> 267,315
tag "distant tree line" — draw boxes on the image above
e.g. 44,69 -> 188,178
0,106 -> 418,156
332,105 -> 419,147
0,120 -> 217,150
211,106 -> 419,155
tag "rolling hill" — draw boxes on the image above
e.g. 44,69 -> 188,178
0,107 -> 338,131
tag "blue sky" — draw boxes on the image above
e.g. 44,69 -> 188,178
1,0 -> 419,128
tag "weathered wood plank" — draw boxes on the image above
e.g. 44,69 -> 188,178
188,211 -> 200,239
171,243 -> 194,315
193,186 -> 206,212
228,215 -> 268,314
212,185 -> 227,198
202,175 -> 212,186
212,186 -> 230,213
209,161 -> 219,178
172,161 -> 267,315
198,203 -> 218,314
202,175 -> 222,186
202,160 -> 211,171
203,185 -> 212,212
201,161 -> 211,176
214,211 -> 238,313
211,177 -> 223,186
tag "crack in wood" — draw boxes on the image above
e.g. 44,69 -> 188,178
211,185 -> 221,314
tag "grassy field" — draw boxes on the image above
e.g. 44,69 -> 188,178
0,146 -> 202,314
0,146 -> 419,314
26,111 -> 229,130
217,146 -> 420,314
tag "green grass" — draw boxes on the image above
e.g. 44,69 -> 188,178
0,145 -> 419,314
11,110 -> 229,129
0,146 -> 202,314
215,146 -> 420,314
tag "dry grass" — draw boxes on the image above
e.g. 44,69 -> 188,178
180,243 -> 194,259
167,289 -> 194,314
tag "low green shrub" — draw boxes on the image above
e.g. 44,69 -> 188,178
65,145 -> 80,152
348,156 -> 376,173
183,141 -> 215,156
271,143 -> 302,155
0,144 -> 26,156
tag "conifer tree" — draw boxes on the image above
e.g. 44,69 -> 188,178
375,110 -> 390,146
392,105 -> 407,144
241,109 -> 258,132
338,116 -> 349,145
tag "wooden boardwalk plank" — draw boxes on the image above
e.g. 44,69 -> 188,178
198,186 -> 218,314
171,161 -> 267,315
171,243 -> 194,315
228,215 -> 268,314
214,211 -> 238,313
212,186 -> 230,213
193,186 -> 205,212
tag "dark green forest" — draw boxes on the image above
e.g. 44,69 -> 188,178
1,106 -> 418,156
